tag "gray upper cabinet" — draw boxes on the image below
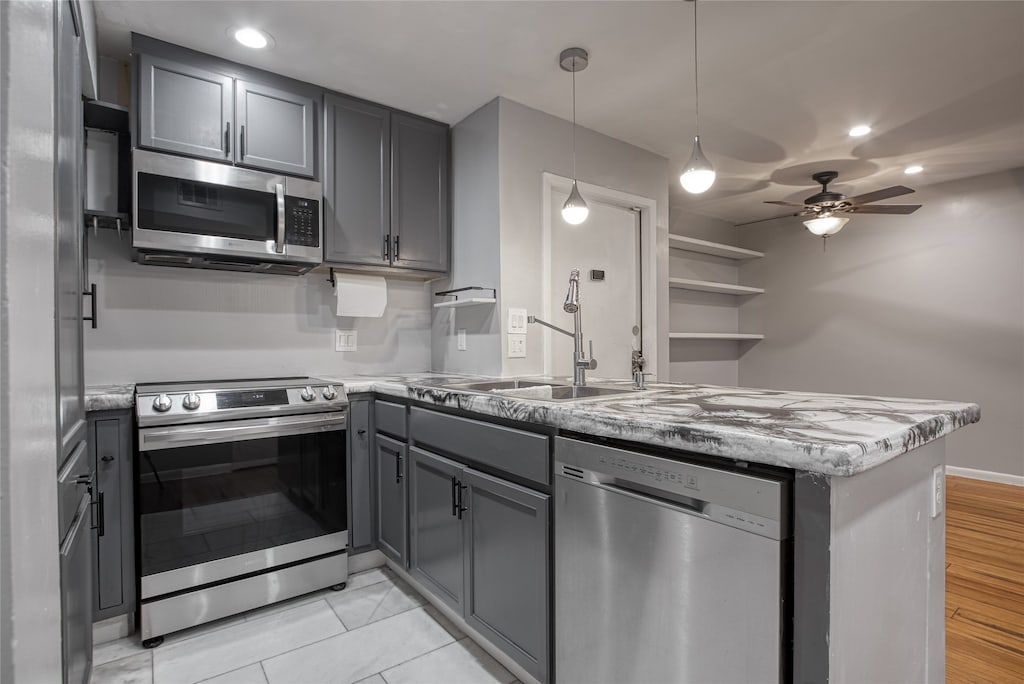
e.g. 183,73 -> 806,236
391,114 -> 449,273
375,434 -> 408,566
408,447 -> 466,614
235,80 -> 315,177
138,53 -> 233,162
463,469 -> 550,682
323,94 -> 390,265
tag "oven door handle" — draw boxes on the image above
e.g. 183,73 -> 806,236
138,413 -> 346,451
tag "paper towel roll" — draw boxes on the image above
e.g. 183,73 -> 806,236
334,273 -> 387,317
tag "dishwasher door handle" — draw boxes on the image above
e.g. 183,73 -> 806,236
596,479 -> 708,518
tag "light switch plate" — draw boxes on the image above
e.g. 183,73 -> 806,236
508,308 -> 528,334
508,334 -> 526,358
457,329 -> 467,351
335,329 -> 357,352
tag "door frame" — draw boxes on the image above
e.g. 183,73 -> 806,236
540,173 -> 659,379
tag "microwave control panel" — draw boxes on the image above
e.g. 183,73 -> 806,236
285,197 -> 320,248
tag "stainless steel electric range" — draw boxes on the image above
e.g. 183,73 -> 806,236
134,377 -> 349,647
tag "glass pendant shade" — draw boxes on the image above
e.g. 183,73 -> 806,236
679,136 -> 716,194
803,214 -> 849,236
562,181 -> 590,225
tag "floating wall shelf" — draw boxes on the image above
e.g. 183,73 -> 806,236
433,298 -> 497,310
669,235 -> 764,260
669,278 -> 764,296
669,333 -> 765,340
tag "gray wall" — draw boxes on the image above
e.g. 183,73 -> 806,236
669,209 -> 751,385
85,232 -> 432,384
496,98 -> 670,378
739,168 -> 1024,477
0,1 -> 64,680
431,98 -> 502,376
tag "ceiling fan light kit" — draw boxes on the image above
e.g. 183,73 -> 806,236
804,214 -> 849,236
680,0 -> 715,194
560,47 -> 590,225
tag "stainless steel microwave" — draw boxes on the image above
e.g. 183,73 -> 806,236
132,149 -> 322,275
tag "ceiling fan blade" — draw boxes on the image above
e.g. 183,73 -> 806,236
763,200 -> 809,208
844,185 -> 915,205
847,204 -> 922,215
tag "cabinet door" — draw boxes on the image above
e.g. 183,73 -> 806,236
348,400 -> 374,551
463,469 -> 550,682
390,114 -> 449,272
91,411 -> 135,621
138,54 -> 233,161
235,80 -> 316,177
55,0 -> 86,468
61,496 -> 94,684
375,434 -> 407,565
408,447 -> 465,613
323,94 -> 391,266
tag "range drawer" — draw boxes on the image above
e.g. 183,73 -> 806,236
409,407 -> 549,486
375,400 -> 407,439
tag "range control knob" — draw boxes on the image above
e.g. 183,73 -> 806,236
152,394 -> 172,412
300,386 -> 316,402
183,392 -> 201,410
322,385 -> 338,400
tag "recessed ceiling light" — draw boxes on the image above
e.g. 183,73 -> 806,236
234,27 -> 270,49
904,165 -> 924,175
848,125 -> 872,137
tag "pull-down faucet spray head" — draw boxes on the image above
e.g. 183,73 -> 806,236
563,269 -> 580,314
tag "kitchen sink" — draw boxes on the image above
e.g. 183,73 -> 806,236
441,380 -> 636,402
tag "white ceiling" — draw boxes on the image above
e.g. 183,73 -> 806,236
94,0 -> 1024,225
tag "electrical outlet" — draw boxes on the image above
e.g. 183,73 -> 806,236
457,329 -> 467,351
335,329 -> 357,352
508,308 -> 528,334
931,465 -> 944,518
508,334 -> 526,358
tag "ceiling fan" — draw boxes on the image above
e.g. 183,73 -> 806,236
762,171 -> 922,237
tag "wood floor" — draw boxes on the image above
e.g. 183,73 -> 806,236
946,476 -> 1024,683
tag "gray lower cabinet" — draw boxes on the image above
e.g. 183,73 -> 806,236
138,53 -> 233,162
407,444 -> 550,682
348,399 -> 374,552
235,80 -> 316,177
375,434 -> 408,566
408,448 -> 466,613
89,410 -> 135,622
391,114 -> 449,273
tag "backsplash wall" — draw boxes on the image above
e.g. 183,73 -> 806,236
84,231 -> 432,385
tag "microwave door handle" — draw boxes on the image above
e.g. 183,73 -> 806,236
275,183 -> 286,254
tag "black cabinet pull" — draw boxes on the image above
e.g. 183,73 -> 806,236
456,481 -> 468,520
395,453 -> 403,484
82,283 -> 97,329
240,125 -> 246,159
101,454 -> 114,463
357,429 -> 366,436
225,122 -> 231,156
393,235 -> 400,260
451,476 -> 458,517
383,234 -> 390,261
96,492 -> 105,537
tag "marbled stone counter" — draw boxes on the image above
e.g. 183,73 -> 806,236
85,384 -> 136,412
330,374 -> 979,477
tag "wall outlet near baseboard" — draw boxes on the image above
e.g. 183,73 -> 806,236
508,334 -> 526,358
931,465 -> 945,518
335,329 -> 357,352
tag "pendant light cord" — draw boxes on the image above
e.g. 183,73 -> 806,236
692,0 -> 700,137
571,59 -> 577,179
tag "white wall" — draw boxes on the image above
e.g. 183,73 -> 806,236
739,168 -> 1024,477
496,98 -> 670,378
85,232 -> 432,384
431,98 -> 502,376
669,209 -> 750,385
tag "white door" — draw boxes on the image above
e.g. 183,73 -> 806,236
549,191 -> 641,380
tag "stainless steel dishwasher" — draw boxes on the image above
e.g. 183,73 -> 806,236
555,436 -> 788,684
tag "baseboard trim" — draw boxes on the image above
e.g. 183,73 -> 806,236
947,466 -> 1024,487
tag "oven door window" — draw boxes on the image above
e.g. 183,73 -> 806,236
136,172 -> 275,242
138,430 -> 346,577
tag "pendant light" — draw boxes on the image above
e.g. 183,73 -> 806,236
560,47 -> 589,225
680,0 -> 715,194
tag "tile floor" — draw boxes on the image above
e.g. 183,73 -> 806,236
92,567 -> 521,684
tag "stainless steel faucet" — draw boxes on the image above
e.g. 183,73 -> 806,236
528,269 -> 597,386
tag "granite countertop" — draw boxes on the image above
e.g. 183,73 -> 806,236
88,373 -> 980,476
